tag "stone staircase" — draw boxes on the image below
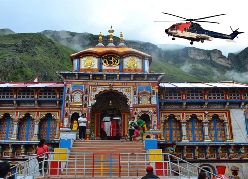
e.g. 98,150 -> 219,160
60,140 -> 148,178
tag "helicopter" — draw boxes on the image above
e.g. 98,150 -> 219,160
155,12 -> 244,45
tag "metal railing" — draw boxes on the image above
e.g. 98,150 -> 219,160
8,152 -> 222,179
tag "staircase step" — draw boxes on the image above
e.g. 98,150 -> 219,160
57,139 -> 147,178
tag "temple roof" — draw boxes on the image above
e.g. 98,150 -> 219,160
159,82 -> 248,88
70,46 -> 152,59
0,82 -> 63,88
70,26 -> 152,61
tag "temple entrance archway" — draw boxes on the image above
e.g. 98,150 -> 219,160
91,90 -> 129,140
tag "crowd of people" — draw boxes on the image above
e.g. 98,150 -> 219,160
128,116 -> 145,141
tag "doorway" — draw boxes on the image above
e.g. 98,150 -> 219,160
91,90 -> 129,139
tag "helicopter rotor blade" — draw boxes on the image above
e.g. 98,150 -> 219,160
195,20 -> 220,24
154,20 -> 182,22
194,13 -> 226,21
162,12 -> 187,20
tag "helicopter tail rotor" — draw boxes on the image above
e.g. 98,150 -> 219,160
230,26 -> 244,39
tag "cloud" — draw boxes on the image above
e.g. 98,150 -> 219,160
224,71 -> 248,83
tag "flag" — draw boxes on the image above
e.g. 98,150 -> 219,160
33,76 -> 38,82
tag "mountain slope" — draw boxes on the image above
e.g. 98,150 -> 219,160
0,29 -> 248,83
0,33 -> 75,82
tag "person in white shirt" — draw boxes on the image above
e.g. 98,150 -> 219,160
78,114 -> 87,140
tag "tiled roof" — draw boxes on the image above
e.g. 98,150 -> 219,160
159,82 -> 248,88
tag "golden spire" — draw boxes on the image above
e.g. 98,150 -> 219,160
120,32 -> 124,43
108,26 -> 114,43
118,31 -> 126,47
96,31 -> 104,46
98,32 -> 103,43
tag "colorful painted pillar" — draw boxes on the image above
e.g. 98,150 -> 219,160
203,113 -> 211,142
180,113 -> 188,142
223,114 -> 231,141
55,119 -> 60,139
31,119 -> 40,141
203,122 -> 211,142
10,118 -> 19,140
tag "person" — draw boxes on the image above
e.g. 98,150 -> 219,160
133,125 -> 141,141
78,113 -> 87,140
128,117 -> 137,141
100,128 -> 107,140
0,161 -> 10,178
198,171 -> 207,179
36,139 -> 49,176
141,165 -> 160,179
136,116 -> 145,140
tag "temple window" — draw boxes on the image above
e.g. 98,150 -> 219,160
38,90 -> 56,99
163,117 -> 181,142
164,91 -> 182,100
140,94 -> 150,104
208,91 -> 225,100
229,91 -> 240,100
0,90 -> 13,98
152,89 -> 156,95
186,91 -> 204,100
17,89 -> 34,98
243,91 -> 248,99
208,115 -> 225,142
134,89 -> 137,95
186,116 -> 203,142
73,91 -> 82,102
60,91 -> 63,98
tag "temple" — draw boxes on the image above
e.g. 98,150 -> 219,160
0,27 -> 248,176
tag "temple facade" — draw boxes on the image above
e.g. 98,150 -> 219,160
0,27 -> 248,175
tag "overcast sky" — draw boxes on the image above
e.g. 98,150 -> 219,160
1,0 -> 247,56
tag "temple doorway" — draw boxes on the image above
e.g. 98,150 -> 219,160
140,113 -> 151,131
91,90 -> 129,140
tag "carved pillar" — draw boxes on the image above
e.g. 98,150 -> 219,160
180,113 -> 188,142
223,114 -> 231,141
10,118 -> 19,140
224,121 -> 231,141
203,122 -> 211,141
203,113 -> 211,142
181,122 -> 188,142
31,119 -> 40,141
55,119 -> 60,139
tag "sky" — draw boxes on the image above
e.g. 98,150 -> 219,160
1,0 -> 247,56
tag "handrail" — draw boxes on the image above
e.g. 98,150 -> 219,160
8,151 -> 223,178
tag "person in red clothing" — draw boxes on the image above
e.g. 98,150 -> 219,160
133,125 -> 141,141
36,139 -> 49,176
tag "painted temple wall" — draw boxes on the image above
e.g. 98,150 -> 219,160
230,109 -> 248,142
190,162 -> 248,179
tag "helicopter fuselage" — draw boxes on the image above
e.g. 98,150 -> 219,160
165,22 -> 240,44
